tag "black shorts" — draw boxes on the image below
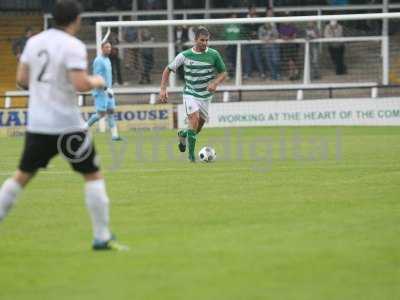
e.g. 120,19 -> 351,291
19,131 -> 99,174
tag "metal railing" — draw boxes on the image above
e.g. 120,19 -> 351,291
95,13 -> 400,88
43,3 -> 400,31
3,82 -> 384,108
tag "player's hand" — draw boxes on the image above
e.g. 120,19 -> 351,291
90,75 -> 106,89
207,82 -> 218,92
105,87 -> 114,98
159,88 -> 168,103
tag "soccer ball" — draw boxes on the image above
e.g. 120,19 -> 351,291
198,146 -> 216,162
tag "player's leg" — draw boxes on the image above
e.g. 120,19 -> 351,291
182,96 -> 201,161
83,171 -> 127,251
182,101 -> 207,161
106,98 -> 121,141
63,130 -> 127,250
187,111 -> 200,162
86,96 -> 107,127
107,111 -> 120,141
177,96 -> 192,153
181,99 -> 209,161
0,170 -> 33,221
196,117 -> 206,134
83,171 -> 112,247
177,129 -> 187,152
87,111 -> 106,127
0,132 -> 57,222
196,100 -> 209,134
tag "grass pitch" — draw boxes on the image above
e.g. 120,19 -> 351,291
0,127 -> 399,300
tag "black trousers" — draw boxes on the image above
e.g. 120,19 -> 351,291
110,54 -> 123,84
328,45 -> 347,75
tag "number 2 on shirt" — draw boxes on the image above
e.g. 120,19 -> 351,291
37,50 -> 50,83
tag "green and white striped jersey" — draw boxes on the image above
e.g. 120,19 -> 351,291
168,47 -> 226,101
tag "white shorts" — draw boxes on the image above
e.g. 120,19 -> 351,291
183,95 -> 210,121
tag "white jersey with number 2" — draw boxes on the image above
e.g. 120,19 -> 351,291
20,28 -> 88,134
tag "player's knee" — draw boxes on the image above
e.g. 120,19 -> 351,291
83,171 -> 103,182
188,113 -> 200,127
14,170 -> 35,187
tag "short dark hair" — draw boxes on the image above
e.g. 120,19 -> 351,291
194,26 -> 210,39
101,41 -> 112,48
52,0 -> 82,27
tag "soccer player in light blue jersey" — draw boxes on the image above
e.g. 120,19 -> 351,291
86,41 -> 121,140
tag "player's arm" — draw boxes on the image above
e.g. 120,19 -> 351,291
159,53 -> 185,103
207,71 -> 227,93
208,50 -> 227,93
159,66 -> 171,103
16,39 -> 32,90
67,45 -> 105,92
69,70 -> 105,92
93,58 -> 114,97
16,62 -> 29,90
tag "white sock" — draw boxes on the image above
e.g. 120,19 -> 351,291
0,178 -> 22,221
85,179 -> 112,242
111,126 -> 119,138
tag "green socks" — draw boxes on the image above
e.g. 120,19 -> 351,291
187,129 -> 197,162
178,129 -> 187,138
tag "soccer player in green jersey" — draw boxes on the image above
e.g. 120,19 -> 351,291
159,26 -> 227,162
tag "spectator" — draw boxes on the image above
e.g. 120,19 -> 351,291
258,8 -> 281,80
278,13 -> 300,80
187,26 -> 196,42
175,25 -> 189,53
305,21 -> 321,80
223,13 -> 242,78
108,30 -> 124,85
243,5 -> 266,80
324,20 -> 347,75
175,26 -> 189,80
12,27 -> 34,61
139,28 -> 154,84
123,25 -> 139,73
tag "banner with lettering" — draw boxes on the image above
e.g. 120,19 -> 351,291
178,98 -> 400,128
0,104 -> 174,137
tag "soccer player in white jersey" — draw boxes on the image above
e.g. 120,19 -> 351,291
0,0 -> 127,251
159,26 -> 227,162
86,41 -> 122,141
